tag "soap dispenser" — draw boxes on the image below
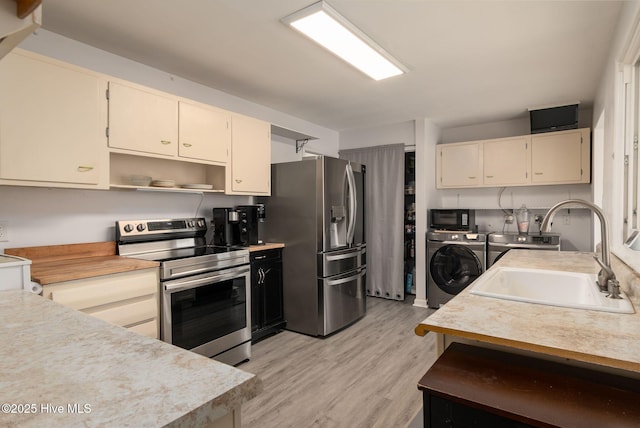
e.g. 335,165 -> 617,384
516,204 -> 530,235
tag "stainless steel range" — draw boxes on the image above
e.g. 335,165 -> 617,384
116,217 -> 251,366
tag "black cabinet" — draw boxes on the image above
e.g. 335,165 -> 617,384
250,248 -> 286,343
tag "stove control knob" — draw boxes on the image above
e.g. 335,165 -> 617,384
186,220 -> 194,228
517,235 -> 527,243
123,224 -> 134,233
197,219 -> 205,228
136,224 -> 146,232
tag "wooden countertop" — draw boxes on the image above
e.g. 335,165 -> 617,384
0,290 -> 262,427
5,242 -> 158,285
416,250 -> 640,374
248,242 -> 285,252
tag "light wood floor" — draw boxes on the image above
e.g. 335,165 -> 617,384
239,296 -> 437,428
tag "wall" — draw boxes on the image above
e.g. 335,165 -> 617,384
339,121 -> 415,150
592,0 -> 640,279
0,30 -> 339,251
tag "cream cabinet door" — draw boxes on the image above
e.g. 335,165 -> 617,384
178,101 -> 230,164
227,114 -> 271,195
0,51 -> 103,185
108,81 -> 178,157
531,129 -> 590,184
483,137 -> 530,186
437,142 -> 482,188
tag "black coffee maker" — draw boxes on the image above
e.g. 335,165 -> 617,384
212,208 -> 241,247
236,204 -> 266,246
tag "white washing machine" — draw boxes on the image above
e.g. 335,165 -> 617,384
487,233 -> 560,268
427,231 -> 486,309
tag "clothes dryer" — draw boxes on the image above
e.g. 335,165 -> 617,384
487,233 -> 560,268
427,231 -> 486,308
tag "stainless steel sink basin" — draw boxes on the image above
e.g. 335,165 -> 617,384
470,267 -> 635,314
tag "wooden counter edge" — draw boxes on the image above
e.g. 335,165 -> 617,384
248,243 -> 285,252
415,322 -> 640,374
6,241 -> 116,263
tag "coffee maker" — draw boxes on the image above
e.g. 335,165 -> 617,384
236,204 -> 266,246
212,208 -> 241,247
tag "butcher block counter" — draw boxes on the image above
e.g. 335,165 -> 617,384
5,241 -> 159,284
415,250 -> 640,376
0,289 -> 262,428
248,242 -> 284,252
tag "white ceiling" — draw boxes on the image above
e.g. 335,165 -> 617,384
39,0 -> 624,132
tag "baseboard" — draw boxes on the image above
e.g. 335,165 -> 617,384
412,298 -> 428,308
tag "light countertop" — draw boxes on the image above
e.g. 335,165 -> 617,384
0,290 -> 262,427
415,250 -> 640,374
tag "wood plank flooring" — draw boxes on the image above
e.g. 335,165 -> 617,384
239,296 -> 437,428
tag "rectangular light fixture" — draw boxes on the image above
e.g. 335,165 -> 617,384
282,1 -> 407,81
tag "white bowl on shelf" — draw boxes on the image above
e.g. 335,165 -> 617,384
128,175 -> 152,186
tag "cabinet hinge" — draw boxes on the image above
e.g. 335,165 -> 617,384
105,127 -> 109,138
634,134 -> 638,149
105,88 -> 109,100
625,155 -> 629,166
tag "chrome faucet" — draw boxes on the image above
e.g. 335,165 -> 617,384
541,199 -> 621,299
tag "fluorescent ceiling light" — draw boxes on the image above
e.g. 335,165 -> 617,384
282,1 -> 407,81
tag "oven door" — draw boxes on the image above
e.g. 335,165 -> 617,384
161,264 -> 251,360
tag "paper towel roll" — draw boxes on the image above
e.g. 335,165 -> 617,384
27,281 -> 42,295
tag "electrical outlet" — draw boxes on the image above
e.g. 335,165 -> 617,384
0,221 -> 8,242
563,215 -> 571,226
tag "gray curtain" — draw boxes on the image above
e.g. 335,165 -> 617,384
340,144 -> 405,301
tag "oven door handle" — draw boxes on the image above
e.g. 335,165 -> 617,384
164,266 -> 249,293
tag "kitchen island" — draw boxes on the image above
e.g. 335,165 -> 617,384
415,250 -> 640,375
0,290 -> 262,427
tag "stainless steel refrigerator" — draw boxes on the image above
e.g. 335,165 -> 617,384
261,156 -> 366,336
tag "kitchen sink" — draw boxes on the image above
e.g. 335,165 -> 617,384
470,267 -> 635,314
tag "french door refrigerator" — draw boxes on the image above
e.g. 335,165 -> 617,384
262,156 -> 366,336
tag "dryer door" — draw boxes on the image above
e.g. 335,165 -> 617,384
430,244 -> 482,295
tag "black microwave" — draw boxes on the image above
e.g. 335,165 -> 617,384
429,209 -> 476,231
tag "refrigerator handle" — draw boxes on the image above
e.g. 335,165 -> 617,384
326,267 -> 366,287
346,162 -> 357,245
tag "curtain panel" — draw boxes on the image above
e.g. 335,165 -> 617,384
340,144 -> 405,301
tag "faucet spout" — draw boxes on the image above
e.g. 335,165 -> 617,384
541,199 -> 615,294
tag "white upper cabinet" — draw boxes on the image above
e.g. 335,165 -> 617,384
0,50 -> 106,187
107,81 -> 178,157
107,81 -> 231,166
227,114 -> 271,195
483,137 -> 530,186
178,101 -> 230,164
437,142 -> 483,188
531,128 -> 590,184
436,128 -> 590,189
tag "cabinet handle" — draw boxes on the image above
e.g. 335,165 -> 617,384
254,255 -> 267,260
160,140 -> 172,145
77,166 -> 94,172
468,176 -> 476,179
182,143 -> 192,148
534,172 -> 543,175
485,175 -> 493,178
235,179 -> 242,183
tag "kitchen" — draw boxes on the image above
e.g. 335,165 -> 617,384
1,0 -> 640,427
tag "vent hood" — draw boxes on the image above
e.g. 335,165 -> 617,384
0,0 -> 41,60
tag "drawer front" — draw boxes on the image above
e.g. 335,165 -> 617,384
49,269 -> 158,311
88,295 -> 157,328
127,319 -> 158,339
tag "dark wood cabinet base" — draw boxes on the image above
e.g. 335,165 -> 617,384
418,343 -> 640,428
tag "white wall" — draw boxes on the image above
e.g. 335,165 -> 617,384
592,0 -> 640,271
0,30 -> 340,251
340,121 -> 415,150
